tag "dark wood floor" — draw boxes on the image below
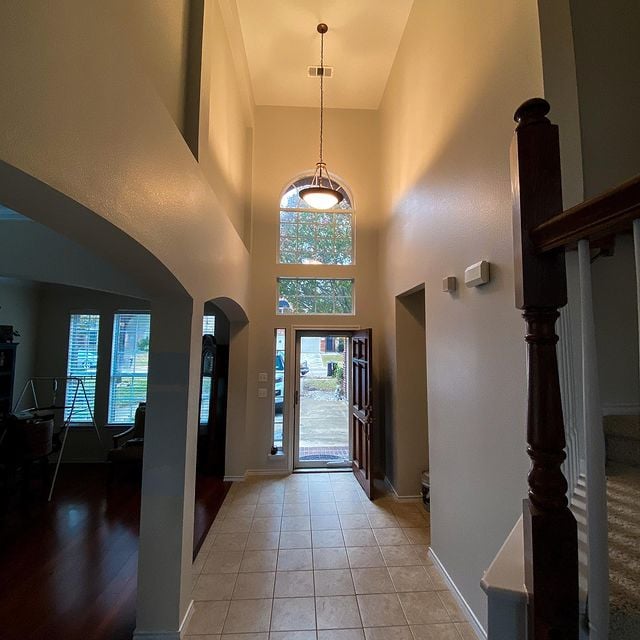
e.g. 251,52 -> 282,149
0,464 -> 229,640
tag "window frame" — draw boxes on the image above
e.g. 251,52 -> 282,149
65,311 -> 101,425
276,277 -> 355,316
278,172 -> 356,267
107,311 -> 151,426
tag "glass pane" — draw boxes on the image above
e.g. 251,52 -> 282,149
298,335 -> 350,464
273,328 -> 285,452
278,211 -> 353,265
277,279 -> 354,315
203,315 -> 216,335
65,314 -> 100,422
109,313 -> 151,423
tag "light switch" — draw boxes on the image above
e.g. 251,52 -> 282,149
257,387 -> 268,398
258,372 -> 268,383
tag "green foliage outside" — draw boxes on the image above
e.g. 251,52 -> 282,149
278,278 -> 353,314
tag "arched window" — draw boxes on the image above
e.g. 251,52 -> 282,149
279,173 -> 354,265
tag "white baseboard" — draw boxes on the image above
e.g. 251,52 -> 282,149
245,469 -> 290,477
384,476 -> 423,502
429,548 -> 487,640
602,403 -> 640,416
223,474 -> 246,481
132,599 -> 194,639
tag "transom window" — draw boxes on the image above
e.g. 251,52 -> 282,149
279,175 -> 353,265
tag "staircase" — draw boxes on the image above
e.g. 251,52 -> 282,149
570,475 -> 589,637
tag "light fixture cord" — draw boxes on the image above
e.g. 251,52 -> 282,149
319,28 -> 324,177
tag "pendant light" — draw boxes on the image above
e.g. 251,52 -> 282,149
300,23 -> 344,210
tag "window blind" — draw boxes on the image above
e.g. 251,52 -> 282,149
65,314 -> 100,422
109,313 -> 151,424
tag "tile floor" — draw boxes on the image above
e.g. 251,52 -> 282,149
187,472 -> 476,640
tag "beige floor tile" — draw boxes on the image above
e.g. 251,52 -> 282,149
339,514 -> 371,529
274,570 -> 315,597
316,595 -> 362,629
318,630 -> 365,639
346,547 -> 385,568
351,567 -> 395,595
225,504 -> 257,519
220,633 -> 266,639
232,571 -> 276,599
281,516 -> 311,531
277,548 -> 313,571
279,531 -> 312,549
363,626 -> 412,639
402,528 -> 431,545
212,532 -> 249,551
426,567 -> 447,589
380,545 -> 420,567
312,502 -> 338,515
283,503 -> 310,516
270,631 -> 317,639
314,568 -> 355,596
185,635 -> 221,640
193,573 -> 237,601
255,503 -> 283,518
335,501 -> 366,515
342,529 -> 377,547
398,592 -> 450,625
410,623 -> 462,639
217,517 -> 253,533
412,545 -> 433,565
259,494 -> 285,505
203,549 -> 243,574
251,517 -> 282,532
357,593 -> 407,627
186,600 -> 230,635
367,513 -> 399,528
372,528 -> 410,546
311,491 -> 336,503
246,531 -> 281,551
454,622 -> 477,639
437,591 -> 467,622
312,529 -> 345,548
240,549 -> 278,573
311,515 -> 342,530
313,547 -> 349,570
223,598 -> 272,633
388,565 -> 434,592
271,597 -> 316,631
395,514 -> 428,529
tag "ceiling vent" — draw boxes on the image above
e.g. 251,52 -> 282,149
307,66 -> 333,78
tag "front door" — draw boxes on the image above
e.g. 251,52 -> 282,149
294,331 -> 351,469
351,329 -> 373,498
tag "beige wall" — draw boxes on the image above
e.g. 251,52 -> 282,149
199,0 -> 254,245
109,0 -> 190,134
0,277 -> 40,407
378,0 -> 544,627
244,105 -> 382,475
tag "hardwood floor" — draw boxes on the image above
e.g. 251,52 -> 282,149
0,464 -> 229,640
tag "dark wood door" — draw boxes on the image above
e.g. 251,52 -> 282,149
351,329 -> 373,499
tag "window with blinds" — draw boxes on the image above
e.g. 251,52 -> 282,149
199,315 -> 216,425
109,313 -> 151,424
65,313 -> 100,422
203,315 -> 216,335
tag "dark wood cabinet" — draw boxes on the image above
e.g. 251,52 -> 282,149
0,343 -> 18,420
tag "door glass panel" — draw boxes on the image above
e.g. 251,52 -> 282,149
297,335 -> 350,465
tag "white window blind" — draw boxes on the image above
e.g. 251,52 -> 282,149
199,317 -> 216,424
109,313 -> 151,424
65,314 -> 100,422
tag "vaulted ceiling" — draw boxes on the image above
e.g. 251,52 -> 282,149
235,0 -> 414,110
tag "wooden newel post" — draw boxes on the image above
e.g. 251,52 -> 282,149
511,98 -> 579,640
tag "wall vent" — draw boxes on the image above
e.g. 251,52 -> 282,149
307,66 -> 333,78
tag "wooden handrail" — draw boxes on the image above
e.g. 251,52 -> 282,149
532,174 -> 640,253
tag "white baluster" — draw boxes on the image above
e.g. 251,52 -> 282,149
578,239 -> 609,639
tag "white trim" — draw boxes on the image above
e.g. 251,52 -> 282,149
429,548 -> 487,640
384,476 -> 423,502
179,600 -> 194,638
223,474 -> 246,482
602,403 -> 640,416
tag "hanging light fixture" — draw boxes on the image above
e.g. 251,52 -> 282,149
300,23 -> 344,210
